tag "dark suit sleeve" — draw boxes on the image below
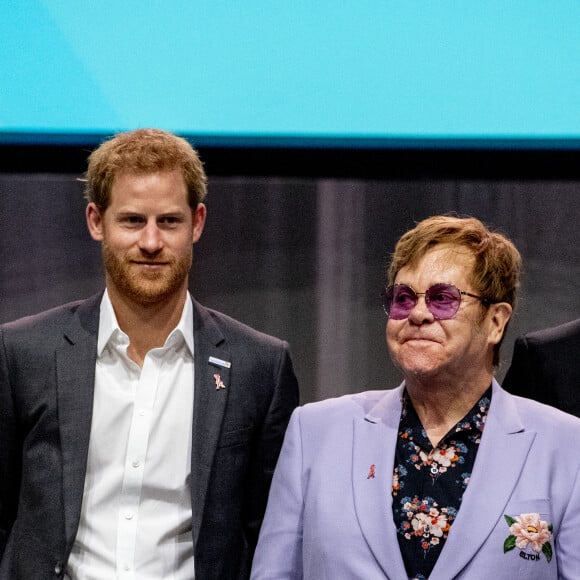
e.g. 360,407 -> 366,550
0,327 -> 21,559
502,337 -> 536,399
242,343 -> 299,566
503,335 -> 562,408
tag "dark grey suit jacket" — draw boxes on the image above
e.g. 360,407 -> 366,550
0,293 -> 299,579
503,318 -> 580,417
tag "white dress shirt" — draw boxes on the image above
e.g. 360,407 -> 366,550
66,291 -> 195,579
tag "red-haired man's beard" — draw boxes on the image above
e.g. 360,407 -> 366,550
102,241 -> 192,305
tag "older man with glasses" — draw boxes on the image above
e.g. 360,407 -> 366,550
251,215 -> 580,580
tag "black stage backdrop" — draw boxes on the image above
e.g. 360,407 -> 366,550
1,165 -> 579,403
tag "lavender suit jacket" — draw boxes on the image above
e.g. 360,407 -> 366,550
251,380 -> 580,579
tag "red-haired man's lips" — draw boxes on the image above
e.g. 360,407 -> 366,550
132,260 -> 170,269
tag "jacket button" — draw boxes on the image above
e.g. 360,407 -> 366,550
54,562 -> 63,575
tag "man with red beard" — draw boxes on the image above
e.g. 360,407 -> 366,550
0,129 -> 299,580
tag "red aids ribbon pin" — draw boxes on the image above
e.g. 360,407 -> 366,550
367,464 -> 376,479
214,373 -> 226,390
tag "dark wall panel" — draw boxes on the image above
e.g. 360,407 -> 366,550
1,173 -> 578,403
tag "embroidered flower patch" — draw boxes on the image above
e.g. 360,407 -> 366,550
503,513 -> 553,563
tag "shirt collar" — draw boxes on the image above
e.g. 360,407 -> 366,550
97,290 -> 194,357
400,385 -> 492,437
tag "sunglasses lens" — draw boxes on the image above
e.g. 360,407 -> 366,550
383,283 -> 463,320
384,285 -> 417,319
425,283 -> 461,319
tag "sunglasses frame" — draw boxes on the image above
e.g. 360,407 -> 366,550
382,283 -> 491,320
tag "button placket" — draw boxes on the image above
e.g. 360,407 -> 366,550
116,355 -> 160,576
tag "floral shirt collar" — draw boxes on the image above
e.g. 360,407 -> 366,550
399,386 -> 490,441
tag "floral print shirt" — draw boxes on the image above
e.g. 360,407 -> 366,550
392,387 -> 491,580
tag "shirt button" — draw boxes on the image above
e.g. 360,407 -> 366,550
132,459 -> 140,468
125,512 -> 133,520
138,409 -> 146,416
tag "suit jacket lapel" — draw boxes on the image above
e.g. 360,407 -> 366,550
352,387 -> 409,580
430,381 -> 536,580
56,294 -> 100,546
190,300 -> 231,546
